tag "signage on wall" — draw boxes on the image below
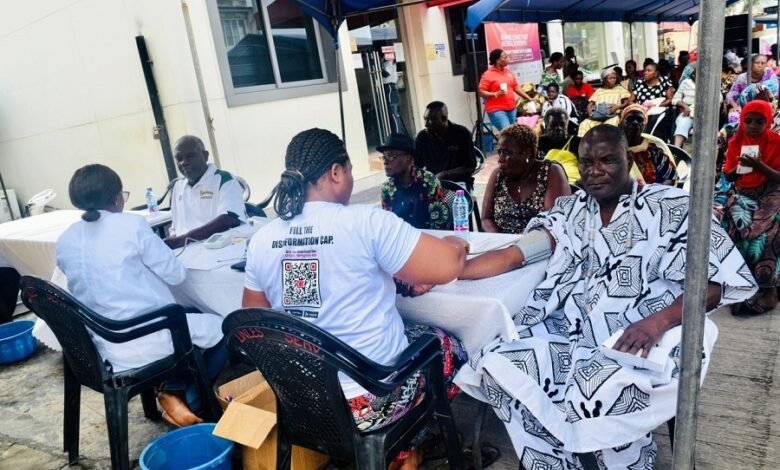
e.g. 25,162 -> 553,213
484,23 -> 543,85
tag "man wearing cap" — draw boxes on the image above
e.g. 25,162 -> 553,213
379,133 -> 451,230
165,135 -> 247,249
415,101 -> 476,190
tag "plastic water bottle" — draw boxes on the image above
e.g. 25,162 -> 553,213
452,190 -> 470,241
145,187 -> 158,213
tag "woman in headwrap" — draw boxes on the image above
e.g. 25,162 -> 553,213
576,67 -> 631,136
620,104 -> 678,185
721,100 -> 780,316
726,54 -> 780,111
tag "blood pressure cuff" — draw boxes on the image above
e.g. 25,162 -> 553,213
514,229 -> 552,266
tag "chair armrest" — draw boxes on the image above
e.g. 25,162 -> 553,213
348,334 -> 442,396
82,304 -> 193,355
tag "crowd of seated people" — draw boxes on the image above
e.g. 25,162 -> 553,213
26,44 -> 780,470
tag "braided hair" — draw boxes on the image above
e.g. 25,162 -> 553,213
274,128 -> 349,220
68,164 -> 122,222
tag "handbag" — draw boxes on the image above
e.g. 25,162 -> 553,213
590,103 -> 615,121
545,137 -> 580,184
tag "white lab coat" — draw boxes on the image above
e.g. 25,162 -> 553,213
56,211 -> 222,372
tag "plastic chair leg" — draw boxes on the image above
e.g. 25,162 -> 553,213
189,350 -> 221,421
63,361 -> 81,464
140,389 -> 160,421
103,387 -> 131,470
472,401 -> 489,470
276,427 -> 293,470
354,435 -> 386,470
471,197 -> 483,232
433,400 -> 465,470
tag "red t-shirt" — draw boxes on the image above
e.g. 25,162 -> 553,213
478,66 -> 519,113
565,83 -> 595,100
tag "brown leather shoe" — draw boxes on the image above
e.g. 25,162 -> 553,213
157,391 -> 203,427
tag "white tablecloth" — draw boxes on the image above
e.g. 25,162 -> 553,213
396,231 -> 547,355
32,226 -> 547,358
0,210 -> 171,277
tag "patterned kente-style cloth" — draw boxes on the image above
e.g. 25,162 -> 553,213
455,184 -> 757,469
492,160 -> 555,234
629,136 -> 678,184
348,323 -> 466,460
721,183 -> 780,289
381,166 -> 451,230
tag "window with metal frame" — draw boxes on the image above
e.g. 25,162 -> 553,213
209,0 -> 342,106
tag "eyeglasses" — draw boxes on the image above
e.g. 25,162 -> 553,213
382,151 -> 408,163
121,191 -> 130,202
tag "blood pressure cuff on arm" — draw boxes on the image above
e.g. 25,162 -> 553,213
514,229 -> 552,266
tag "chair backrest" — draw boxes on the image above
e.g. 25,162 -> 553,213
234,175 -> 251,202
440,180 -> 474,221
667,144 -> 692,189
19,277 -> 107,390
472,146 -> 485,176
223,308 -> 383,460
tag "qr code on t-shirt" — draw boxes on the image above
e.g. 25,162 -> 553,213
282,259 -> 321,308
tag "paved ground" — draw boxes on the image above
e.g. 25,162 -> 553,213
1,158 -> 778,469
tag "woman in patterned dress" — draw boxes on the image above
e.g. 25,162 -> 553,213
539,52 -> 565,97
482,124 -> 570,233
721,99 -> 780,315
577,68 -> 631,137
631,62 -> 674,139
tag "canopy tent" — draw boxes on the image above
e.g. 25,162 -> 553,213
465,0 -> 741,32
294,0 -> 398,41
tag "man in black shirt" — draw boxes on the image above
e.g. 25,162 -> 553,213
414,101 -> 476,190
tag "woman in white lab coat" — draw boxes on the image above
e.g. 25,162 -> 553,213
56,164 -> 226,427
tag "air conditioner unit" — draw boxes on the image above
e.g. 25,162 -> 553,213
0,189 -> 21,223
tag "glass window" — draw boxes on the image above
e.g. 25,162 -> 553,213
216,0 -> 326,89
563,23 -> 607,70
265,0 -> 324,82
622,23 -> 647,64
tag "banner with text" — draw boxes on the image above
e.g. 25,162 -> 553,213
484,23 -> 543,86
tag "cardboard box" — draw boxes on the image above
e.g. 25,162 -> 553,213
213,371 -> 330,470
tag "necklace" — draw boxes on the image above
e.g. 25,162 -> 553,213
507,160 -> 537,196
582,181 -> 638,314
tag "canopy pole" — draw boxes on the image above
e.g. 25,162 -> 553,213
672,0 -> 724,467
470,33 -> 484,151
330,0 -> 346,145
629,23 -> 634,62
776,0 -> 779,62
748,0 -> 753,57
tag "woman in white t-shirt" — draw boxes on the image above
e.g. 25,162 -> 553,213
243,128 -> 469,468
57,164 -> 226,427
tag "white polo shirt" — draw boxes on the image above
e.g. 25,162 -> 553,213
170,164 -> 247,237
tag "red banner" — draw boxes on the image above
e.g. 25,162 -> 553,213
484,23 -> 543,86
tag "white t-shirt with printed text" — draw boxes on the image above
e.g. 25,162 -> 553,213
244,201 -> 421,398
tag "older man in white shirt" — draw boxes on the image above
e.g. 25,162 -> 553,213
165,135 -> 247,249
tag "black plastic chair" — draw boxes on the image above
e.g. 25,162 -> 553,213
667,144 -> 692,189
441,180 -> 482,232
19,276 -> 220,470
222,308 -> 465,470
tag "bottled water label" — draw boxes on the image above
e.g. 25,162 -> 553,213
453,190 -> 470,241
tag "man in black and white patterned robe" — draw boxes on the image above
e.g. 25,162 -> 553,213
455,125 -> 757,469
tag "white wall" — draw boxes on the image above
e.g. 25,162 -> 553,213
0,0 -> 367,210
400,4 -> 478,134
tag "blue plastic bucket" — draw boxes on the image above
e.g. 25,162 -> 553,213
139,423 -> 233,470
0,320 -> 37,365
